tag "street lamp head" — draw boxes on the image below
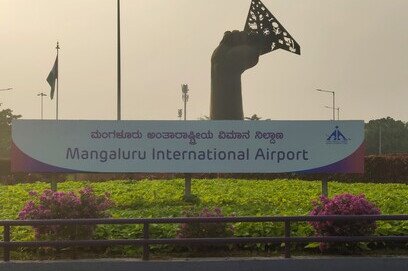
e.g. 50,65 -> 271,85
0,88 -> 13,91
181,84 -> 189,94
181,84 -> 189,102
316,88 -> 334,94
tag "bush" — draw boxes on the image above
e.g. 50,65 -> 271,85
19,187 -> 112,240
177,208 -> 234,251
309,193 -> 381,252
364,154 -> 408,182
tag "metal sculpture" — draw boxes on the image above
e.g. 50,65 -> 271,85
210,0 -> 300,120
244,0 -> 300,55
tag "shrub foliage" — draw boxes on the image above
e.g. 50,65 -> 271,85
309,193 -> 381,251
19,187 -> 112,240
310,194 -> 381,236
177,208 -> 234,251
177,208 -> 234,239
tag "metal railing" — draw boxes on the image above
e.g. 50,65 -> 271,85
1,215 -> 407,262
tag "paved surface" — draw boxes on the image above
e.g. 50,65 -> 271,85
1,257 -> 408,271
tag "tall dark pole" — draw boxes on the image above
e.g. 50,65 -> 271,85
51,42 -> 60,191
181,84 -> 191,200
182,84 -> 189,121
332,92 -> 335,121
184,99 -> 187,121
37,92 -> 47,120
117,0 -> 121,121
56,42 -> 60,120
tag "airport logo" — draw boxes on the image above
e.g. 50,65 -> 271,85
326,126 -> 350,144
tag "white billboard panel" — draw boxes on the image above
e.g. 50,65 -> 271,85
12,120 -> 364,173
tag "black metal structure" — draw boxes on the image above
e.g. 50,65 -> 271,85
1,215 -> 407,262
244,0 -> 301,55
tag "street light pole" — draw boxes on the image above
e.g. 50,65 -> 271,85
333,92 -> 335,121
56,42 -> 60,121
181,84 -> 191,200
325,106 -> 340,120
181,84 -> 189,121
177,109 -> 183,120
117,0 -> 121,121
317,89 -> 336,121
37,92 -> 47,120
316,88 -> 337,197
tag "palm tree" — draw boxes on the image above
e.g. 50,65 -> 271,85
245,114 -> 262,121
198,115 -> 210,120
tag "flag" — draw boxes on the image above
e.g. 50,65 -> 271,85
244,0 -> 301,55
46,55 -> 58,99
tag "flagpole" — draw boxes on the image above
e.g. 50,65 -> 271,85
117,0 -> 121,121
51,41 -> 60,192
56,41 -> 60,120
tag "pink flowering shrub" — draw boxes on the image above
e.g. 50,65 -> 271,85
19,187 -> 112,240
177,208 -> 234,251
309,193 -> 380,251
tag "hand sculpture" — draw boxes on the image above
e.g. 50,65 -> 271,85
0,158 -> 10,177
210,31 -> 261,120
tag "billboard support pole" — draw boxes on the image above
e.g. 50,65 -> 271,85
322,177 -> 329,197
51,179 -> 58,191
184,173 -> 192,200
181,84 -> 192,201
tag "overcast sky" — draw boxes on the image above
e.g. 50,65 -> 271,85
1,0 -> 407,121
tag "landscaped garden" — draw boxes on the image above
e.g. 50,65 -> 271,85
0,178 -> 407,259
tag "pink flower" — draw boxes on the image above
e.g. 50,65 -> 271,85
309,193 -> 381,251
18,187 -> 113,240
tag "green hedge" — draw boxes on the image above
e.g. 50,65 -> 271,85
1,155 -> 408,184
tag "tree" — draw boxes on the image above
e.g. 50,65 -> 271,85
0,106 -> 21,158
365,117 -> 408,155
198,115 -> 210,120
245,114 -> 262,121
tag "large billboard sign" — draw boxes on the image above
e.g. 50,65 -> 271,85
11,120 -> 364,173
